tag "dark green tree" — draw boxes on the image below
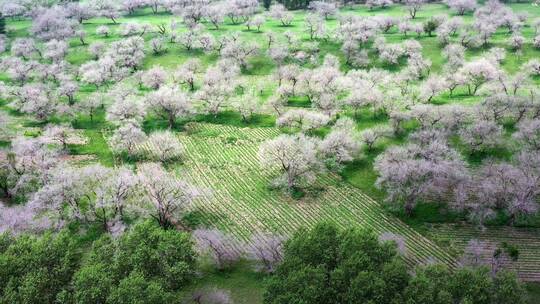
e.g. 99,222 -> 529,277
423,17 -> 441,37
404,265 -> 453,304
264,222 -> 409,304
263,0 -> 272,10
0,15 -> 5,35
73,263 -> 114,304
404,265 -> 526,304
107,272 -> 174,304
72,221 -> 196,303
492,270 -> 526,304
0,232 -> 81,303
265,222 -> 527,304
277,0 -> 312,10
114,220 -> 196,289
448,267 -> 492,304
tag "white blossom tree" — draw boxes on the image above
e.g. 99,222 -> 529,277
0,203 -> 52,235
150,37 -> 166,55
147,0 -> 164,14
1,57 -> 40,84
404,0 -> 426,19
309,1 -> 338,20
11,38 -> 41,59
141,131 -> 184,162
277,109 -> 330,132
460,151 -> 540,225
29,164 -> 139,232
193,229 -> 243,269
142,65 -> 167,90
107,96 -> 146,126
43,39 -> 68,62
195,60 -> 240,116
304,13 -> 326,40
319,119 -> 360,165
173,59 -> 202,91
7,83 -> 58,120
232,89 -> 261,122
381,43 -> 406,65
459,58 -> 500,95
173,0 -> 209,24
247,233 -> 285,273
0,112 -> 10,140
513,119 -> 540,151
366,0 -> 393,10
444,0 -> 477,16
66,2 -> 96,24
459,119 -> 503,153
88,41 -> 106,59
375,138 -> 467,215
42,123 -> 77,151
508,34 -> 525,52
360,126 -> 391,152
109,121 -> 147,157
0,136 -> 60,200
77,92 -> 105,122
258,134 -> 323,192
122,0 -> 145,15
220,40 -> 260,69
30,6 -> 79,41
419,76 -> 448,103
96,25 -> 110,37
1,2 -> 25,19
146,85 -> 193,128
107,36 -> 146,71
298,63 -> 345,112
224,0 -> 258,25
91,0 -> 122,24
136,162 -> 200,229
206,3 -> 226,29
79,56 -> 129,88
246,15 -> 265,32
268,4 -> 293,26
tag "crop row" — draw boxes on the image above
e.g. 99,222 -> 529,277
429,224 -> 540,281
170,123 -> 461,268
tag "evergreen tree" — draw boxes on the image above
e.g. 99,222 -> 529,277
0,15 -> 5,34
264,222 -> 527,304
277,0 -> 312,10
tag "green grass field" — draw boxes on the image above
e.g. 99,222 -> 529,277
3,3 -> 540,297
165,122 -> 458,267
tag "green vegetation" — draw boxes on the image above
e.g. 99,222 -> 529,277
429,224 -> 540,281
0,231 -> 81,303
0,221 -> 197,303
36,2 -> 540,227
265,222 -> 527,304
2,1 -> 540,302
177,122 -> 457,268
0,16 -> 5,35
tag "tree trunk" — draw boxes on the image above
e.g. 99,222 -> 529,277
404,199 -> 415,216
0,184 -> 11,199
168,114 -> 175,129
472,84 -> 480,95
287,172 -> 295,193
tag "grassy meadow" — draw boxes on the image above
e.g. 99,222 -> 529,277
3,2 -> 540,301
